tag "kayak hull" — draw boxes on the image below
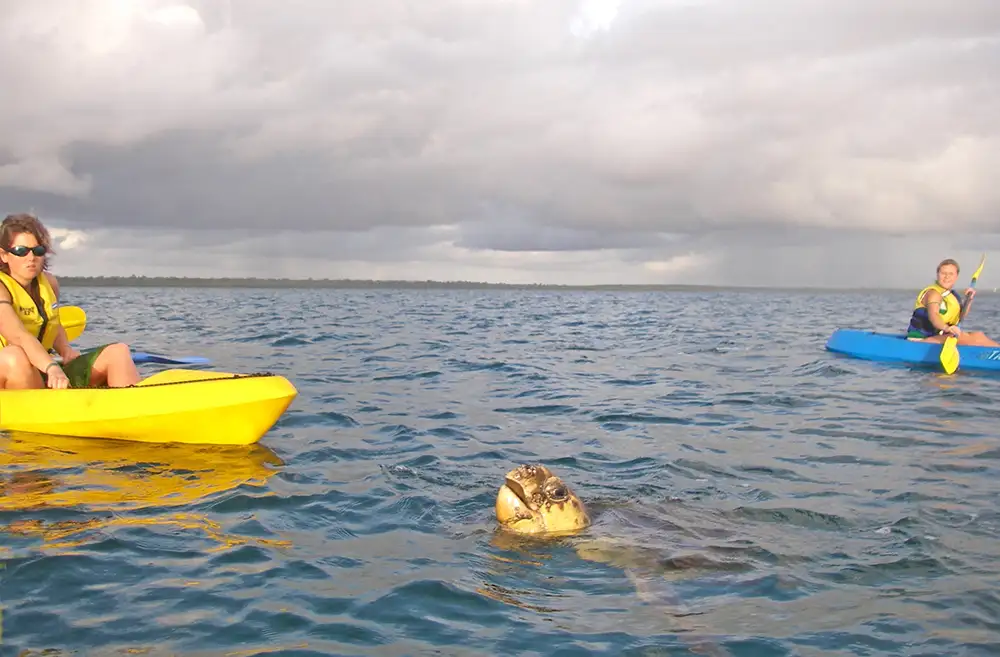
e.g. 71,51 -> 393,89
0,370 -> 297,445
825,329 -> 1000,372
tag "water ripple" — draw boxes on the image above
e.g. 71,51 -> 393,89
2,287 -> 1000,655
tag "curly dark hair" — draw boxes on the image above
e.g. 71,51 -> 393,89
0,213 -> 55,274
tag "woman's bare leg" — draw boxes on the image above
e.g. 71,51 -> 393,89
0,345 -> 44,389
958,331 -> 1000,347
89,343 -> 141,387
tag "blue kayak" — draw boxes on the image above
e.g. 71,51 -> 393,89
826,329 -> 1000,372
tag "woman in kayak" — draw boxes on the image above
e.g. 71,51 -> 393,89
0,213 -> 141,389
906,258 -> 1000,346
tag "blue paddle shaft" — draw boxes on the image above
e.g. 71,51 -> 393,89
132,352 -> 211,365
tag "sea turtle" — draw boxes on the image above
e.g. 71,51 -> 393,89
494,463 -> 591,535
492,463 -> 738,656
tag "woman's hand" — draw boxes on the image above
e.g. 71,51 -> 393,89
45,362 -> 69,389
944,325 -> 963,337
60,347 -> 81,364
965,288 -> 977,300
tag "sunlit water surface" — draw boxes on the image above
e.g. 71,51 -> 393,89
2,286 -> 1000,656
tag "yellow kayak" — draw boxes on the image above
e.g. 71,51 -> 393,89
0,368 -> 297,445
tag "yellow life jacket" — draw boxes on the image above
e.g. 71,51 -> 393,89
0,271 -> 60,350
914,283 -> 962,326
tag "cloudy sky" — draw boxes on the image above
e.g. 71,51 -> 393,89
1,0 -> 999,287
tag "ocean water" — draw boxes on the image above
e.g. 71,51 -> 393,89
2,285 -> 1000,657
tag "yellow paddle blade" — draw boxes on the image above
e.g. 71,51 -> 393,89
57,305 -> 87,342
971,253 -> 986,284
940,335 -> 960,374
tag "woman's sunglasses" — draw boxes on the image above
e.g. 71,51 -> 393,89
5,245 -> 47,257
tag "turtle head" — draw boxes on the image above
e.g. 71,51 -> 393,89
495,464 -> 591,536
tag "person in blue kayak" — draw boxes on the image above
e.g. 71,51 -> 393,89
906,258 -> 1000,346
0,213 -> 141,389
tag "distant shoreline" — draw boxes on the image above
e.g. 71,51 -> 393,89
56,275 -> 935,294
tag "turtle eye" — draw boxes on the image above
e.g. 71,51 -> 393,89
547,483 -> 567,501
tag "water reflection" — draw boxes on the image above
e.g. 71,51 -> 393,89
5,512 -> 291,554
0,431 -> 283,512
0,431 -> 287,552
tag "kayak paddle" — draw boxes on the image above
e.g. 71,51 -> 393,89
56,305 -> 211,366
76,347 -> 211,366
132,352 -> 212,365
940,253 -> 986,375
58,305 -> 87,342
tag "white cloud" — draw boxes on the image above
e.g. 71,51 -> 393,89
0,155 -> 92,196
48,227 -> 90,250
570,0 -> 621,38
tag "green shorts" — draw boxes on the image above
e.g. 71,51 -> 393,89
43,344 -> 109,388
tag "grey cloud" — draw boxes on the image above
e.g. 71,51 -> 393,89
609,0 -> 1000,68
645,228 -> 1000,290
43,221 -> 1000,291
2,0 -> 1000,288
50,224 -> 450,273
453,207 -> 678,252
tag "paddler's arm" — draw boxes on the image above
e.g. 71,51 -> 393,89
922,290 -> 960,336
0,287 -> 64,375
46,273 -> 79,363
959,287 -> 976,321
